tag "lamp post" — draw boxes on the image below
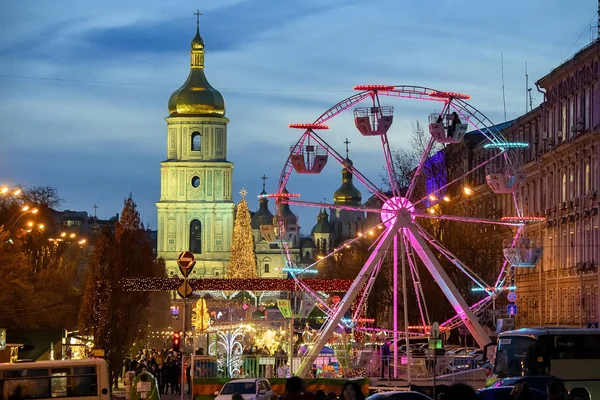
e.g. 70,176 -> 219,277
6,206 -> 38,231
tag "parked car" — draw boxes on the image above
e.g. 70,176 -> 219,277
367,391 -> 432,400
489,376 -> 567,394
214,378 -> 273,400
476,386 -> 546,400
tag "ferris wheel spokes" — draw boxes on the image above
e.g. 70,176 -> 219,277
403,223 -> 492,348
416,212 -> 525,227
403,234 -> 431,328
307,130 -> 390,204
414,223 -> 492,291
405,135 -> 436,200
410,149 -> 506,209
282,198 -> 384,214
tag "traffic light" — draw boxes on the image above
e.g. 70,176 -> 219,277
172,331 -> 181,352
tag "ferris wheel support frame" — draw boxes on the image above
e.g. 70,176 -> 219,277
295,217 -> 404,377
404,222 -> 492,348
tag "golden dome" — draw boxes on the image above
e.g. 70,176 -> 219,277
168,25 -> 225,117
333,158 -> 362,206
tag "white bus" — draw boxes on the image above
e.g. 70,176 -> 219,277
0,359 -> 110,400
490,327 -> 600,399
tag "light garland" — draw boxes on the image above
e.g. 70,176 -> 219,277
471,285 -> 516,292
353,84 -> 395,91
501,216 -> 546,223
429,90 -> 471,100
121,278 -> 354,292
483,142 -> 529,149
288,123 -> 330,130
282,267 -> 318,274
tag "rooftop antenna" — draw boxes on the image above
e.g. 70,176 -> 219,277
501,53 -> 507,122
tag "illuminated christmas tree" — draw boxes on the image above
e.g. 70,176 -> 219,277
192,298 -> 211,332
228,189 -> 258,279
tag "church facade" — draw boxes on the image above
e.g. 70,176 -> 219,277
156,21 -> 235,278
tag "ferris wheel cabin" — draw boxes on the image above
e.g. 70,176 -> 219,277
485,164 -> 525,194
353,106 -> 394,136
503,237 -> 543,267
428,113 -> 469,144
288,124 -> 330,174
290,145 -> 328,174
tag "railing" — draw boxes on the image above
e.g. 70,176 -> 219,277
191,354 -> 483,380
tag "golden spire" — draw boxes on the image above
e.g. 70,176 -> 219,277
167,10 -> 226,117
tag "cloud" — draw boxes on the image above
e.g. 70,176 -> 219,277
0,0 -> 596,232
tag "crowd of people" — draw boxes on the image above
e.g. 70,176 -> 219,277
124,348 -> 191,395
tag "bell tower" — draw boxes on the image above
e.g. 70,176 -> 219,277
157,12 -> 234,278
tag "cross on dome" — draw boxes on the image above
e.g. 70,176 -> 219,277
261,174 -> 268,191
344,138 -> 351,158
194,9 -> 202,28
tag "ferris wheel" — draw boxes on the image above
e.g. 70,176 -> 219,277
271,85 -> 543,377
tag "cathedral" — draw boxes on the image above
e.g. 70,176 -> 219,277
157,20 -> 365,277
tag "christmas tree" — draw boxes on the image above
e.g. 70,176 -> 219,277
192,298 -> 211,332
228,189 -> 258,279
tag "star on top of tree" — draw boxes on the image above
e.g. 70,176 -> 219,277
239,188 -> 248,199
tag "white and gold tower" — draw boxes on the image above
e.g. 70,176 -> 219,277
157,15 -> 234,278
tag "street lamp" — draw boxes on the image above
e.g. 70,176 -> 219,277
463,187 -> 473,195
6,206 -> 39,231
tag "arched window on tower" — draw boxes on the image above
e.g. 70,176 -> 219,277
191,132 -> 201,151
190,219 -> 202,253
264,264 -> 270,273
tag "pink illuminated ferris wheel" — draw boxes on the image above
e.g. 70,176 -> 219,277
273,85 -> 543,377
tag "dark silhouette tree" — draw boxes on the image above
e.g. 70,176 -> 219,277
79,195 -> 164,389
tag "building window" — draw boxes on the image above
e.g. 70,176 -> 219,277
192,132 -> 201,151
264,264 -> 270,273
192,176 -> 201,188
190,219 -> 202,253
562,171 -> 567,202
585,88 -> 591,129
585,162 -> 591,193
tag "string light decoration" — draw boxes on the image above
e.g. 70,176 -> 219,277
282,267 -> 318,274
288,123 -> 330,130
429,90 -> 471,100
483,142 -> 529,149
353,84 -> 395,91
471,285 -> 516,292
121,278 -> 354,292
501,216 -> 546,223
228,190 -> 258,280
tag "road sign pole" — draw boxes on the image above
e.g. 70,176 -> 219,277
181,278 -> 186,400
176,251 -> 195,400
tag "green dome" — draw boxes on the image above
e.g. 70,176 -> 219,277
311,209 -> 332,234
251,196 -> 273,229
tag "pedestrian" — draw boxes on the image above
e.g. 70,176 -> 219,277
315,390 -> 327,400
380,342 -> 390,378
282,376 -> 313,400
186,361 -> 192,395
160,363 -> 170,395
339,381 -> 364,400
514,382 -> 535,400
442,383 -> 477,400
546,381 -> 567,400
